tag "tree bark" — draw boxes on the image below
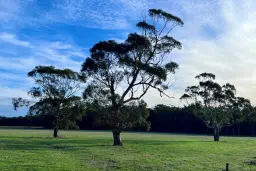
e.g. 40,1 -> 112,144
112,130 -> 123,146
53,126 -> 58,138
213,127 -> 220,141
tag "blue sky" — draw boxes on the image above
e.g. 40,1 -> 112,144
1,0 -> 256,116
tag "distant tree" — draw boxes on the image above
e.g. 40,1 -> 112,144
148,104 -> 202,133
181,73 -> 253,141
81,9 -> 183,145
12,66 -> 87,138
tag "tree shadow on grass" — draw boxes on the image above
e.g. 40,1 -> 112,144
0,136 -> 223,152
0,138 -> 112,151
124,139 -> 218,146
245,159 -> 256,166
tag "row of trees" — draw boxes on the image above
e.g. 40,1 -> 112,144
3,105 -> 256,136
12,9 -> 255,145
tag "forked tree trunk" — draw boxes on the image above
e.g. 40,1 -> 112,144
53,126 -> 58,138
213,127 -> 220,141
112,130 -> 123,146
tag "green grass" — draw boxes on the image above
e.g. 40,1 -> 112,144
0,129 -> 255,171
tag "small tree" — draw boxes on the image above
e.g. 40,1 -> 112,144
13,66 -> 86,138
81,9 -> 183,145
181,73 -> 252,141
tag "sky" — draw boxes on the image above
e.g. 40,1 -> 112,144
1,0 -> 256,116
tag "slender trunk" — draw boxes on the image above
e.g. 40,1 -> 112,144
52,104 -> 60,138
53,126 -> 58,138
112,130 -> 123,146
213,127 -> 220,141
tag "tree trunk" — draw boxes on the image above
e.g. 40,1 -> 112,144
213,127 -> 220,141
53,126 -> 58,138
112,130 -> 123,146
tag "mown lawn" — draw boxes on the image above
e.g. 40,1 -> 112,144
0,129 -> 255,171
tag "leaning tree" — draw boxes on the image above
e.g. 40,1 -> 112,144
12,66 -> 87,137
180,73 -> 252,141
81,9 -> 184,146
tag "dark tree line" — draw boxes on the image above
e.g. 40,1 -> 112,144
2,105 -> 256,136
148,105 -> 256,136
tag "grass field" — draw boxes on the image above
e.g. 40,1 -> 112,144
0,129 -> 256,171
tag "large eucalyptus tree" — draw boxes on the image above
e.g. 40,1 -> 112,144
81,9 -> 184,146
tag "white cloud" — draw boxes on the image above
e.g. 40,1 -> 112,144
0,32 -> 87,71
0,34 -> 88,116
42,0 -> 148,29
0,87 -> 29,102
135,0 -> 256,107
0,0 -> 21,22
0,33 -> 31,47
179,0 -> 256,100
0,56 -> 38,72
0,0 -> 150,29
49,42 -> 72,50
0,88 -> 30,116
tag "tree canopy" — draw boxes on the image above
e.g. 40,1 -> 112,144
13,66 -> 87,137
181,72 -> 253,141
81,9 -> 183,146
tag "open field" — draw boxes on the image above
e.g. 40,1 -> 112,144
0,129 -> 256,171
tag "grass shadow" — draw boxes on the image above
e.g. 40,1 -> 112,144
0,138 -> 112,151
0,135 -> 230,152
124,139 -> 224,146
245,160 -> 256,165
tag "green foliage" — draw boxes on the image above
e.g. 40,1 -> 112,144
181,73 -> 253,133
136,21 -> 155,31
149,9 -> 184,25
28,66 -> 87,82
13,66 -> 87,134
94,100 -> 150,132
84,85 -> 150,131
12,98 -> 30,110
